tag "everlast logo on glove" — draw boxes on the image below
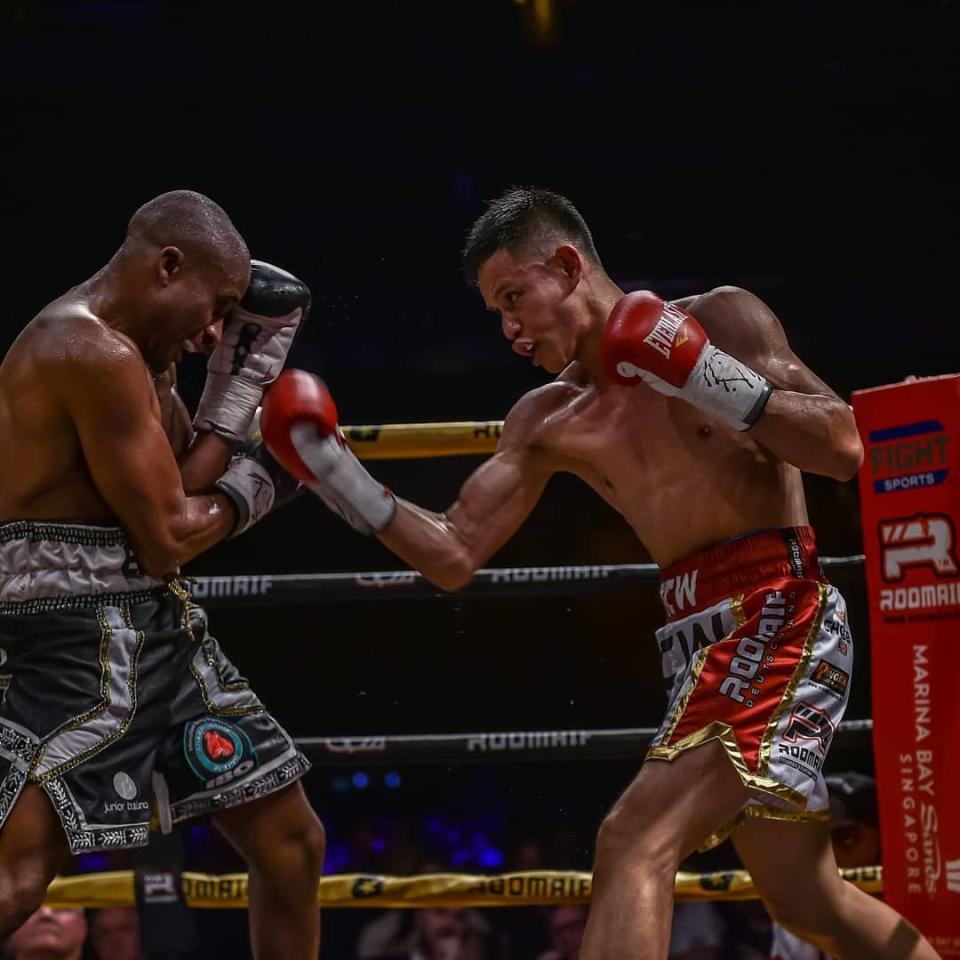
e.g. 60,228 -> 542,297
641,303 -> 689,359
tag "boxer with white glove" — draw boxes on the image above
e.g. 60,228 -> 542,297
602,290 -> 772,431
215,409 -> 304,536
260,370 -> 396,534
194,259 -> 310,443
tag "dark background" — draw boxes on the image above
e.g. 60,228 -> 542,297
2,0 -> 956,954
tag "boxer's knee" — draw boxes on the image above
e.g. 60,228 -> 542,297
250,808 -> 326,891
216,783 -> 326,888
762,875 -> 847,940
593,799 -> 680,879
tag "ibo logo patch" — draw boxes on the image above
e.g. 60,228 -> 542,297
184,718 -> 256,784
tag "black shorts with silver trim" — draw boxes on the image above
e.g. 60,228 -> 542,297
0,521 -> 310,853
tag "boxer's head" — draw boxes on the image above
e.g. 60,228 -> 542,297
113,190 -> 250,370
466,187 -> 606,374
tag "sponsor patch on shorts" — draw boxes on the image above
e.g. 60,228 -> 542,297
811,659 -> 850,698
184,717 -> 258,789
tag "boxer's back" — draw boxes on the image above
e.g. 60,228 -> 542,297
0,294 -> 118,522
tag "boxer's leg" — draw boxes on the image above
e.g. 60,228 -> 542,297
213,781 -> 325,960
580,738 -> 746,960
733,816 -> 938,959
0,784 -> 70,939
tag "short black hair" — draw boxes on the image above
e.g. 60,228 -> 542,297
462,187 -> 601,284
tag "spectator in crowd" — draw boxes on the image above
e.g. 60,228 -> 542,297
771,772 -> 879,960
536,905 -> 588,960
4,907 -> 86,960
87,907 -> 146,960
361,907 -> 491,960
669,901 -> 724,959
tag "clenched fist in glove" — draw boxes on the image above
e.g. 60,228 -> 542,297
602,290 -> 772,431
260,369 -> 397,534
214,408 -> 304,537
194,260 -> 310,443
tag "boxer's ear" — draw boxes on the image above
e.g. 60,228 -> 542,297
551,243 -> 583,289
158,246 -> 184,283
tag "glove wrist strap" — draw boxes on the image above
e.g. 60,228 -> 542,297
216,457 -> 277,537
682,345 -> 772,431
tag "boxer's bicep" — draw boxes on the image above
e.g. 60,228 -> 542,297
691,286 -> 842,400
444,444 -> 552,565
382,388 -> 559,589
691,286 -> 862,478
60,344 -> 229,573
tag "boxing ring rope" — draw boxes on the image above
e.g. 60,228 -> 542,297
53,421 -> 871,916
341,420 -> 505,460
191,557 -> 865,606
44,866 -> 884,910
294,719 -> 874,764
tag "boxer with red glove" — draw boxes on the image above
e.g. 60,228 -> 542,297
260,370 -> 396,534
602,290 -> 772,431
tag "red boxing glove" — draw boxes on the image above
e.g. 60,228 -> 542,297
261,370 -> 396,533
260,369 -> 340,483
602,291 -> 772,431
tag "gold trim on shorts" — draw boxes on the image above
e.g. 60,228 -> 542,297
757,582 -> 828,778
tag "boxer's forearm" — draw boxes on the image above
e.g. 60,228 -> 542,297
178,431 -> 236,495
158,380 -> 236,493
126,492 -> 236,577
750,390 -> 863,481
378,499 -> 477,592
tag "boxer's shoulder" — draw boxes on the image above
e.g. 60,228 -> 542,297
683,285 -> 782,360
683,286 -> 769,332
498,376 -> 584,455
28,294 -> 139,365
21,299 -> 154,413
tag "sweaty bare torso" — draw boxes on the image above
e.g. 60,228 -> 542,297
0,291 -> 170,523
526,366 -> 809,568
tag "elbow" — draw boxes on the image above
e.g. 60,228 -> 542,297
431,551 -> 477,593
829,432 -> 865,483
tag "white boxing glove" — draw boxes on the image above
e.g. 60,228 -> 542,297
194,260 -> 310,442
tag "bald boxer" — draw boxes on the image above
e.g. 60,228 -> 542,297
263,188 -> 938,959
0,191 -> 323,960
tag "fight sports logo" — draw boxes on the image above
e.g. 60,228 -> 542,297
879,514 -> 958,582
868,419 -> 949,494
947,858 -> 960,894
183,718 -> 258,790
782,702 -> 835,754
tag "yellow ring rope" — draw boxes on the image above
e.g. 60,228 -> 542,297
342,422 -> 504,460
43,866 -> 883,909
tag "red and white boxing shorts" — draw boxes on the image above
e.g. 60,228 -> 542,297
647,526 -> 852,847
